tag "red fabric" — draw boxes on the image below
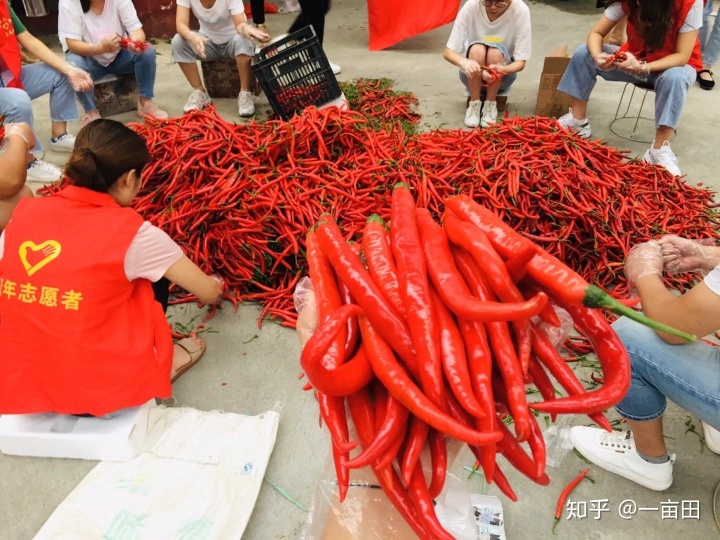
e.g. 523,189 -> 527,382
367,0 -> 460,51
0,0 -> 23,89
0,186 -> 173,416
620,0 -> 702,71
245,1 -> 278,18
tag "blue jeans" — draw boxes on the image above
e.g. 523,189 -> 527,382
557,44 -> 696,130
459,41 -> 517,97
701,0 -> 720,67
65,48 -> 157,113
612,317 -> 720,431
0,62 -> 79,152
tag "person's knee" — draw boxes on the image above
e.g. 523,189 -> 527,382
467,43 -> 486,63
487,47 -> 504,65
656,67 -> 692,92
139,45 -> 157,63
231,35 -> 254,59
0,89 -> 34,123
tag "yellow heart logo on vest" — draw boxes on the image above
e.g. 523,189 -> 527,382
18,240 -> 62,276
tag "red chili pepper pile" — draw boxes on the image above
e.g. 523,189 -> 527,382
37,80 -> 719,327
301,187 -> 672,536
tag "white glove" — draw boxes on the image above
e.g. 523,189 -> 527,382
624,241 -> 664,285
615,52 -> 647,78
188,32 -> 210,59
4,122 -> 35,149
65,65 -> 93,92
294,276 -> 319,347
458,58 -> 482,77
594,52 -> 615,71
659,235 -> 718,274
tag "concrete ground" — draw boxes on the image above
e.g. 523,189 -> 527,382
3,0 -> 720,539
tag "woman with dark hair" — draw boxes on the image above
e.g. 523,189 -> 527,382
58,0 -> 168,124
0,120 -> 222,417
556,0 -> 703,177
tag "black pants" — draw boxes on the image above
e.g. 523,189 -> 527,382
289,0 -> 331,44
250,0 -> 266,25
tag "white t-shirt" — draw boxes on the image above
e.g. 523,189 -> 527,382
446,0 -> 532,61
0,221 -> 183,283
605,0 -> 703,33
58,0 -> 143,67
177,0 -> 246,44
704,265 -> 720,297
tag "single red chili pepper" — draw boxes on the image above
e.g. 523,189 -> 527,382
390,185 -> 445,409
427,428 -> 448,499
362,214 -> 406,318
359,314 -> 503,447
401,416 -> 430,486
553,468 -> 592,534
408,461 -> 455,540
316,392 -> 358,454
445,195 -> 696,342
416,207 -> 549,323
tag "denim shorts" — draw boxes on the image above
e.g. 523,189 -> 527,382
458,40 -> 517,96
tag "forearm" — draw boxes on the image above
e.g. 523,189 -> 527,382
235,19 -> 252,37
128,28 -> 146,43
443,47 -> 463,67
502,59 -> 526,75
177,21 -> 195,41
634,275 -> 688,343
587,32 -> 605,59
646,53 -> 692,72
66,37 -> 103,57
18,34 -> 71,74
699,246 -> 720,272
0,138 -> 30,199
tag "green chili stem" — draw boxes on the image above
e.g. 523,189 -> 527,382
583,285 -> 696,342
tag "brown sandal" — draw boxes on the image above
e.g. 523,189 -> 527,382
171,337 -> 206,383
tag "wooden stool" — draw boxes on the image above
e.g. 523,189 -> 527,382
93,74 -> 139,117
201,58 -> 241,98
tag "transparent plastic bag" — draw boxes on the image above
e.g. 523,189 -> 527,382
293,276 -> 318,346
534,304 -> 573,351
543,415 -> 575,468
277,0 -> 301,13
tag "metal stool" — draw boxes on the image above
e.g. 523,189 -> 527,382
609,81 -> 675,144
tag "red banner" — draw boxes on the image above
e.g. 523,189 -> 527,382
367,0 -> 460,51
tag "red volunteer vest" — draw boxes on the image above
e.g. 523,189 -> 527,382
620,0 -> 703,72
0,1 -> 22,89
0,186 -> 173,416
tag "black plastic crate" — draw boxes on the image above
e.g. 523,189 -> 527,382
252,26 -> 342,120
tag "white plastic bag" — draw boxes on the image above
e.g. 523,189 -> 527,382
278,0 -> 301,13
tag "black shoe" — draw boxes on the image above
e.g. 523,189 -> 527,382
697,69 -> 715,90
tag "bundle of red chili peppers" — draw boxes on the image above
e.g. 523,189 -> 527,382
301,187 -> 693,538
37,80 -> 719,329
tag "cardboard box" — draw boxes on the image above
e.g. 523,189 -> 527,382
535,45 -> 573,118
0,399 -> 155,462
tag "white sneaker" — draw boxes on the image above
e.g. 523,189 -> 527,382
329,61 -> 341,75
464,100 -> 481,128
49,133 -> 76,153
26,158 -> 62,184
643,141 -> 681,177
571,426 -> 675,491
183,88 -> 212,112
557,108 -> 592,138
481,100 -> 498,128
237,90 -> 255,117
702,421 -> 720,454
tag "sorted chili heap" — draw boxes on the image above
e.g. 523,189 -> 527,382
37,79 -> 720,326
301,188 -> 655,537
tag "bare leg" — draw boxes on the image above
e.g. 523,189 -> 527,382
466,44 -> 488,101
484,47 -> 505,101
178,62 -> 205,91
170,335 -> 206,380
569,97 -> 589,119
51,121 -> 68,138
626,417 -> 667,457
235,55 -> 253,92
654,126 -> 675,148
